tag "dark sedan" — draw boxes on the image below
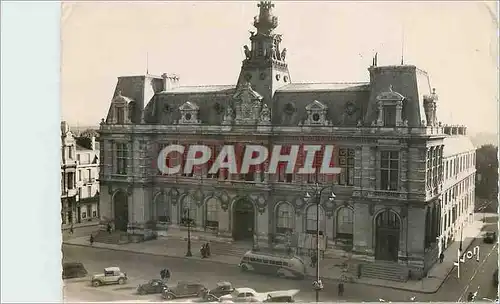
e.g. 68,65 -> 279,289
162,281 -> 206,300
137,279 -> 167,295
484,231 -> 497,244
202,281 -> 235,302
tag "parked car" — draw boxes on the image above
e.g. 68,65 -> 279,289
137,279 -> 167,295
494,268 -> 498,286
263,290 -> 300,302
62,262 -> 88,279
161,281 -> 206,300
91,267 -> 127,287
484,231 -> 497,244
201,281 -> 235,302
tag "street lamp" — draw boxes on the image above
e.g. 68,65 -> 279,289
304,182 -> 335,303
184,203 -> 193,257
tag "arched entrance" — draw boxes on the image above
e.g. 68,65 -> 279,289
113,190 -> 129,231
375,209 -> 401,261
232,198 -> 255,241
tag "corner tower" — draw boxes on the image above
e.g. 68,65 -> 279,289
236,1 -> 291,105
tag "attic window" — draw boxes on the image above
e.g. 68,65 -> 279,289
383,105 -> 396,127
117,107 -> 125,124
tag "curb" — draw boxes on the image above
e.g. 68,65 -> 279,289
63,241 -> 452,294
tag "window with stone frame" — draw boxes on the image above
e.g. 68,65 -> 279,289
181,145 -> 193,177
116,107 -> 125,124
305,205 -> 325,235
338,148 -> 355,186
383,105 -> 397,127
206,145 -> 220,179
205,198 -> 219,230
275,145 -> 293,183
426,149 -> 432,188
380,151 -> 399,191
335,207 -> 353,248
276,203 -> 293,234
116,143 -> 128,175
432,149 -> 438,187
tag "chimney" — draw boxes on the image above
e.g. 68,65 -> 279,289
161,73 -> 180,91
91,136 -> 96,151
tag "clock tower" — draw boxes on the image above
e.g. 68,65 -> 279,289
236,1 -> 291,105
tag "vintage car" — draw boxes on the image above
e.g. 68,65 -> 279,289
263,290 -> 300,302
221,288 -> 300,303
484,231 -> 497,244
91,267 -> 127,287
201,281 -> 235,302
161,281 -> 206,300
62,262 -> 88,279
137,279 -> 168,295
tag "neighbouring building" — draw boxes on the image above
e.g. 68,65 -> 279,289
97,1 -> 476,280
61,121 -> 78,225
75,130 -> 101,223
61,122 -> 100,225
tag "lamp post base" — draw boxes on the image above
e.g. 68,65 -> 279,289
186,250 -> 192,257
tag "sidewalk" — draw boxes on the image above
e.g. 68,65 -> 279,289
63,218 -> 486,294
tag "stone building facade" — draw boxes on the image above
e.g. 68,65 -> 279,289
98,1 -> 475,276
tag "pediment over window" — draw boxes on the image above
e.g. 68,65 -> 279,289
232,82 -> 263,101
179,101 -> 199,111
178,101 -> 200,125
305,100 -> 327,111
376,85 -> 405,103
302,100 -> 330,126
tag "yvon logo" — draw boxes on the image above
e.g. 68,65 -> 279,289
155,144 -> 341,175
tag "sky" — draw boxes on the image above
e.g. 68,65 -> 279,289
61,1 -> 499,134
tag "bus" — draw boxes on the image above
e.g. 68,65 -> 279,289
239,251 -> 306,279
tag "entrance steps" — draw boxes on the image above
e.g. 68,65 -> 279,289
211,241 -> 252,257
360,260 -> 409,282
93,230 -> 129,244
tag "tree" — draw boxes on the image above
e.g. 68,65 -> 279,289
475,144 -> 498,202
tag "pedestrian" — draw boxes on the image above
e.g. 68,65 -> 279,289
160,269 -> 165,280
69,224 -> 74,235
439,252 -> 444,263
310,252 -> 317,268
287,246 -> 293,256
89,234 -> 94,246
107,223 -> 112,234
165,268 -> 171,280
205,242 -> 211,257
338,282 -> 344,297
201,244 -> 206,258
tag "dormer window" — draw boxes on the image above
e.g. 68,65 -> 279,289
383,105 -> 397,127
178,101 -> 201,124
375,85 -> 405,127
116,107 -> 125,124
303,100 -> 329,126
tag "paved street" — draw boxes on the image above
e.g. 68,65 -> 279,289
63,236 -> 498,302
